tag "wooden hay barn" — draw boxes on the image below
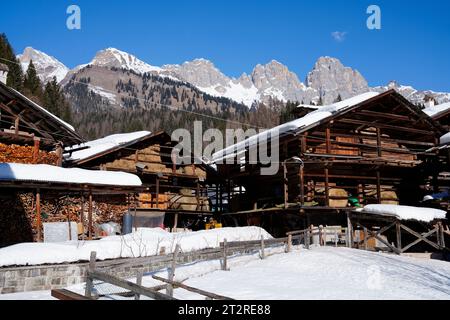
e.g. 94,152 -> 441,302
212,89 -> 448,237
64,130 -> 217,230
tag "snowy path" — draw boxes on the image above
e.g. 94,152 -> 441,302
1,247 -> 449,300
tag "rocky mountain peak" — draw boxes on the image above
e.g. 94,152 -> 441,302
17,47 -> 69,83
162,58 -> 230,88
90,48 -> 161,74
306,56 -> 369,104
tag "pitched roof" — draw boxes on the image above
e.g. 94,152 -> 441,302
211,90 -> 442,164
65,130 -> 171,165
0,82 -> 83,147
0,163 -> 142,187
423,102 -> 450,119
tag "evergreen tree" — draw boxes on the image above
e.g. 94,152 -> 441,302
23,60 -> 43,101
0,33 -> 23,90
43,77 -> 72,123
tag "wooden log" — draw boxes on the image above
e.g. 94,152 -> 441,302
85,251 -> 96,298
32,138 -> 40,164
89,270 -> 176,300
152,275 -> 233,300
283,162 -> 288,209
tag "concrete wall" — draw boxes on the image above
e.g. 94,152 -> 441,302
0,247 -> 255,294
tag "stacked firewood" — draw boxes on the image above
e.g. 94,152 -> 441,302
0,143 -> 58,164
0,193 -> 130,245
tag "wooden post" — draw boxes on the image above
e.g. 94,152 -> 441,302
376,127 -> 382,157
173,213 -> 179,231
305,228 -> 310,249
167,244 -> 180,297
14,116 -> 19,135
334,229 -> 338,247
326,127 -> 331,154
32,138 -> 40,164
346,212 -> 353,248
319,225 -> 324,246
376,171 -> 382,204
56,143 -> 63,167
36,189 -> 42,242
80,193 -> 85,240
283,162 -> 288,209
260,235 -> 265,259
135,270 -> 143,300
364,227 -> 368,250
357,183 -> 364,206
222,239 -> 228,271
299,166 -> 305,205
324,167 -> 330,207
396,221 -> 402,251
88,192 -> 93,240
440,222 -> 446,249
85,251 -> 97,298
155,177 -> 160,208
286,234 -> 292,253
196,180 -> 200,210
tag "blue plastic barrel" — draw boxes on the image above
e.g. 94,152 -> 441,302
122,212 -> 133,235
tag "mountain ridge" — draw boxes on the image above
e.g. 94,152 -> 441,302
17,47 -> 450,108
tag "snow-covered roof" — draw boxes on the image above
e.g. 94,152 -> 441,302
8,86 -> 75,132
0,163 -> 142,187
440,132 -> 450,145
66,131 -> 152,162
211,92 -> 380,163
359,204 -> 446,223
423,102 -> 450,118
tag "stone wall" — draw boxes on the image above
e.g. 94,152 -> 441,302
0,247 -> 255,294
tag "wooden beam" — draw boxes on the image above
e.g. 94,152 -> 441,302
88,192 -> 93,240
153,275 -> 233,300
51,289 -> 93,301
400,224 -> 440,251
32,138 -> 40,163
339,118 -> 434,135
36,189 -> 41,242
89,270 -> 176,300
325,127 -> 331,154
376,128 -> 382,157
324,167 -> 330,206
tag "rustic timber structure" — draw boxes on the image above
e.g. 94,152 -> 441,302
0,81 -> 83,157
212,90 -> 447,236
64,131 -> 215,230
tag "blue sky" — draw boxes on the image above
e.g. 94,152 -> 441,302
0,0 -> 449,91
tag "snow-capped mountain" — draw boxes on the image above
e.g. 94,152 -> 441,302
89,48 -> 162,74
17,47 -> 69,83
18,46 -> 450,108
373,81 -> 450,106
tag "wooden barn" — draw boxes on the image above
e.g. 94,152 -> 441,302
0,79 -> 143,246
211,90 -> 447,236
64,130 -> 216,230
0,81 -> 83,163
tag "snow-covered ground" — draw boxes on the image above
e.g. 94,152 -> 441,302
0,227 -> 271,267
1,246 -> 449,300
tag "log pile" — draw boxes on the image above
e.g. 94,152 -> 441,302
0,193 -> 130,246
0,143 -> 58,164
